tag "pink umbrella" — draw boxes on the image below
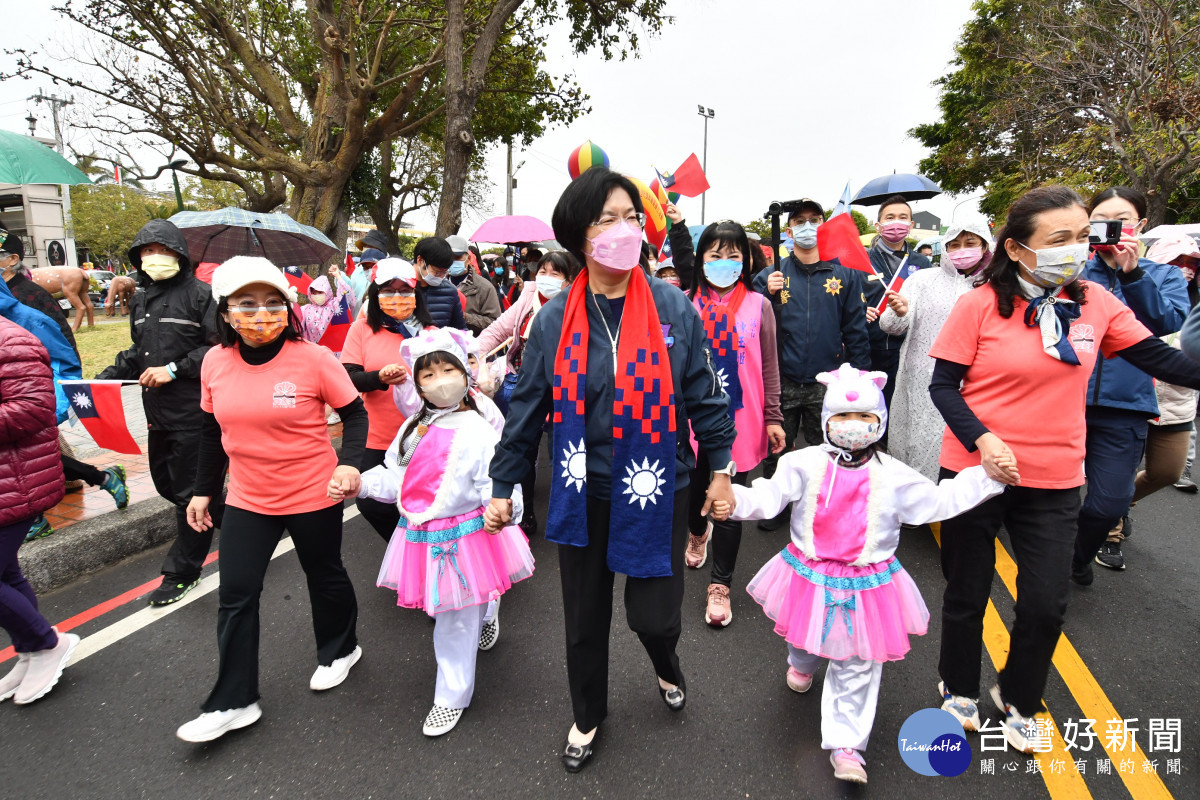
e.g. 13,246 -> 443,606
470,215 -> 554,244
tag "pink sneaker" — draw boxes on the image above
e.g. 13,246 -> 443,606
830,748 -> 867,783
786,667 -> 813,693
704,584 -> 732,627
685,523 -> 711,569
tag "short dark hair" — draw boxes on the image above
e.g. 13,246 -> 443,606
366,279 -> 433,333
413,237 -> 453,270
214,295 -> 303,347
690,220 -> 753,300
524,248 -> 544,262
979,185 -> 1089,318
552,167 -> 644,267
877,195 -> 912,220
1087,186 -> 1147,219
536,250 -> 579,282
917,244 -> 933,253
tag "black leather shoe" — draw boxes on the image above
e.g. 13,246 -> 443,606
562,739 -> 595,772
659,676 -> 686,711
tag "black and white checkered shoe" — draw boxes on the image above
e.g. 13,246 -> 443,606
479,600 -> 500,651
422,705 -> 463,737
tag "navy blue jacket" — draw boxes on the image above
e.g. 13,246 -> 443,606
490,277 -> 735,500
864,242 -> 932,352
420,281 -> 467,329
752,256 -> 871,384
1084,255 -> 1190,416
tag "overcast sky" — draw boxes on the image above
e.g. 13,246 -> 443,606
0,0 -> 985,235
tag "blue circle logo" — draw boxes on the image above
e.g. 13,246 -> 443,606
897,708 -> 972,777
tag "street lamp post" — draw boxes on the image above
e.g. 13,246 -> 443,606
168,159 -> 187,212
697,105 -> 714,224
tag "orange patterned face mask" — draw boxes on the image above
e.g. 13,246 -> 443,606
229,305 -> 289,345
379,294 -> 416,320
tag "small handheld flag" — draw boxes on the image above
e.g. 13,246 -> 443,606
60,380 -> 141,454
318,293 -> 353,354
818,212 -> 876,276
874,256 -> 917,315
283,265 -> 313,295
659,154 -> 709,198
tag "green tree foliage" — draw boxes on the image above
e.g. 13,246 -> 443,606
70,184 -> 154,266
912,0 -> 1200,225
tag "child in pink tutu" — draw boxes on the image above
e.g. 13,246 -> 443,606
355,327 -> 534,737
710,363 -> 1006,784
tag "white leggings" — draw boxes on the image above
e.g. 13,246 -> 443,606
432,603 -> 489,708
789,645 -> 883,753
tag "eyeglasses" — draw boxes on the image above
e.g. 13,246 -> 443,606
229,304 -> 288,318
588,213 -> 645,231
378,290 -> 414,299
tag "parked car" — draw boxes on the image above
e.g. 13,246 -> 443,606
84,269 -> 116,306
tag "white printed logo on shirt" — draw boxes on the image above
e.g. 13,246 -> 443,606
273,381 -> 297,409
1069,323 -> 1096,354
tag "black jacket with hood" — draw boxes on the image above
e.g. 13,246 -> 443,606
97,219 -> 219,431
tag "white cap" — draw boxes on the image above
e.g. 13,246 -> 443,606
399,327 -> 473,378
445,235 -> 470,255
210,256 -> 296,303
817,363 -> 889,451
373,257 -> 418,287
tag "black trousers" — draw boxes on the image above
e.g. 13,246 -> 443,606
61,454 -> 107,486
937,468 -> 1080,716
202,502 -> 358,712
1073,409 -> 1148,569
559,489 -> 689,733
357,447 -> 401,543
149,428 -> 225,581
687,448 -> 749,588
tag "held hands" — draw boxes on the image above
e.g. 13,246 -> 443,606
139,366 -> 174,387
664,203 -> 684,224
186,496 -> 213,532
700,473 -> 736,521
483,497 -> 513,533
766,271 -> 785,295
767,424 -> 787,455
975,432 -> 1020,485
885,290 -> 908,316
379,363 -> 409,385
326,465 -> 362,501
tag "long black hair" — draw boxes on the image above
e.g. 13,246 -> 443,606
689,220 -> 753,301
978,185 -> 1089,318
551,167 -> 644,270
214,293 -> 303,347
366,279 -> 433,333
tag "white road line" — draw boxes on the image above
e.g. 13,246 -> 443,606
70,506 -> 360,665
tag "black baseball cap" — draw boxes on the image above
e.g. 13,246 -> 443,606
787,198 -> 825,221
0,229 -> 23,259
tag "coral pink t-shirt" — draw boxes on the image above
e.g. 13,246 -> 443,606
201,339 -> 360,514
341,319 -> 409,451
929,282 -> 1150,489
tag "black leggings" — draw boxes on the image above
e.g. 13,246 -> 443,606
686,448 -> 749,587
202,502 -> 358,712
62,454 -> 107,486
357,447 -> 401,543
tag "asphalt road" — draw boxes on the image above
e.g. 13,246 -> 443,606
2,462 -> 1196,799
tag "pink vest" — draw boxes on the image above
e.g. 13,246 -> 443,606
692,289 -> 768,471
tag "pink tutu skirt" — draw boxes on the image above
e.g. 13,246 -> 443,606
377,509 -> 535,614
746,544 -> 928,662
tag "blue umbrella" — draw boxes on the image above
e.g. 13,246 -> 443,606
168,207 -> 338,265
852,173 -> 942,206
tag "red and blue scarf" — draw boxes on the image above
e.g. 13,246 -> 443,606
546,267 -> 678,577
695,283 -> 746,421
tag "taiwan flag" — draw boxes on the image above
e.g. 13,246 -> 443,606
658,153 -> 710,198
818,185 -> 876,277
283,265 -> 313,295
60,381 -> 141,454
874,255 -> 919,315
318,294 -> 353,354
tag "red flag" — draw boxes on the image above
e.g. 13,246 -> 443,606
660,153 -> 710,198
874,256 -> 919,315
817,213 -> 876,276
344,251 -> 356,277
61,381 -> 141,454
114,165 -> 122,186
317,294 -> 353,354
283,265 -> 313,295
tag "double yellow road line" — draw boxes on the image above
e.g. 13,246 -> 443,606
930,523 -> 1173,799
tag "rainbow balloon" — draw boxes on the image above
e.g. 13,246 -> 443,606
567,140 -> 610,180
629,176 -> 667,252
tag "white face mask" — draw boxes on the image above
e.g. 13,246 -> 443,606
1018,241 -> 1089,288
535,275 -> 564,299
826,418 -> 882,452
419,373 -> 468,409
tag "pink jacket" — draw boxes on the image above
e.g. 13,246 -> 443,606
0,317 -> 65,526
477,283 -> 544,374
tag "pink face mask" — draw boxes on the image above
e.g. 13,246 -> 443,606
588,221 -> 643,272
878,221 -> 911,244
947,246 -> 984,273
662,276 -> 682,288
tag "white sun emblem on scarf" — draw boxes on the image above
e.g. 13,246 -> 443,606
560,439 -> 587,492
622,457 -> 665,509
71,392 -> 92,410
715,367 -> 730,393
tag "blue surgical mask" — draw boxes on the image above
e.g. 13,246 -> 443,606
703,258 -> 743,289
791,222 -> 819,250
448,259 -> 467,277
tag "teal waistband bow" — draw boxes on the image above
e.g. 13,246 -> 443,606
430,542 -> 469,607
822,588 -> 856,642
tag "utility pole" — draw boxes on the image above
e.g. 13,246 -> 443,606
30,91 -> 73,154
697,106 -> 715,225
504,139 -> 525,216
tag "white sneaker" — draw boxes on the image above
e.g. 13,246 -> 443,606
422,704 -> 464,737
0,654 -> 31,701
310,645 -> 362,691
479,599 -> 500,651
176,703 -> 263,742
989,685 -> 1045,754
14,632 -> 80,705
939,681 -> 981,731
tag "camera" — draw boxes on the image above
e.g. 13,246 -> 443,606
1089,219 -> 1123,247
